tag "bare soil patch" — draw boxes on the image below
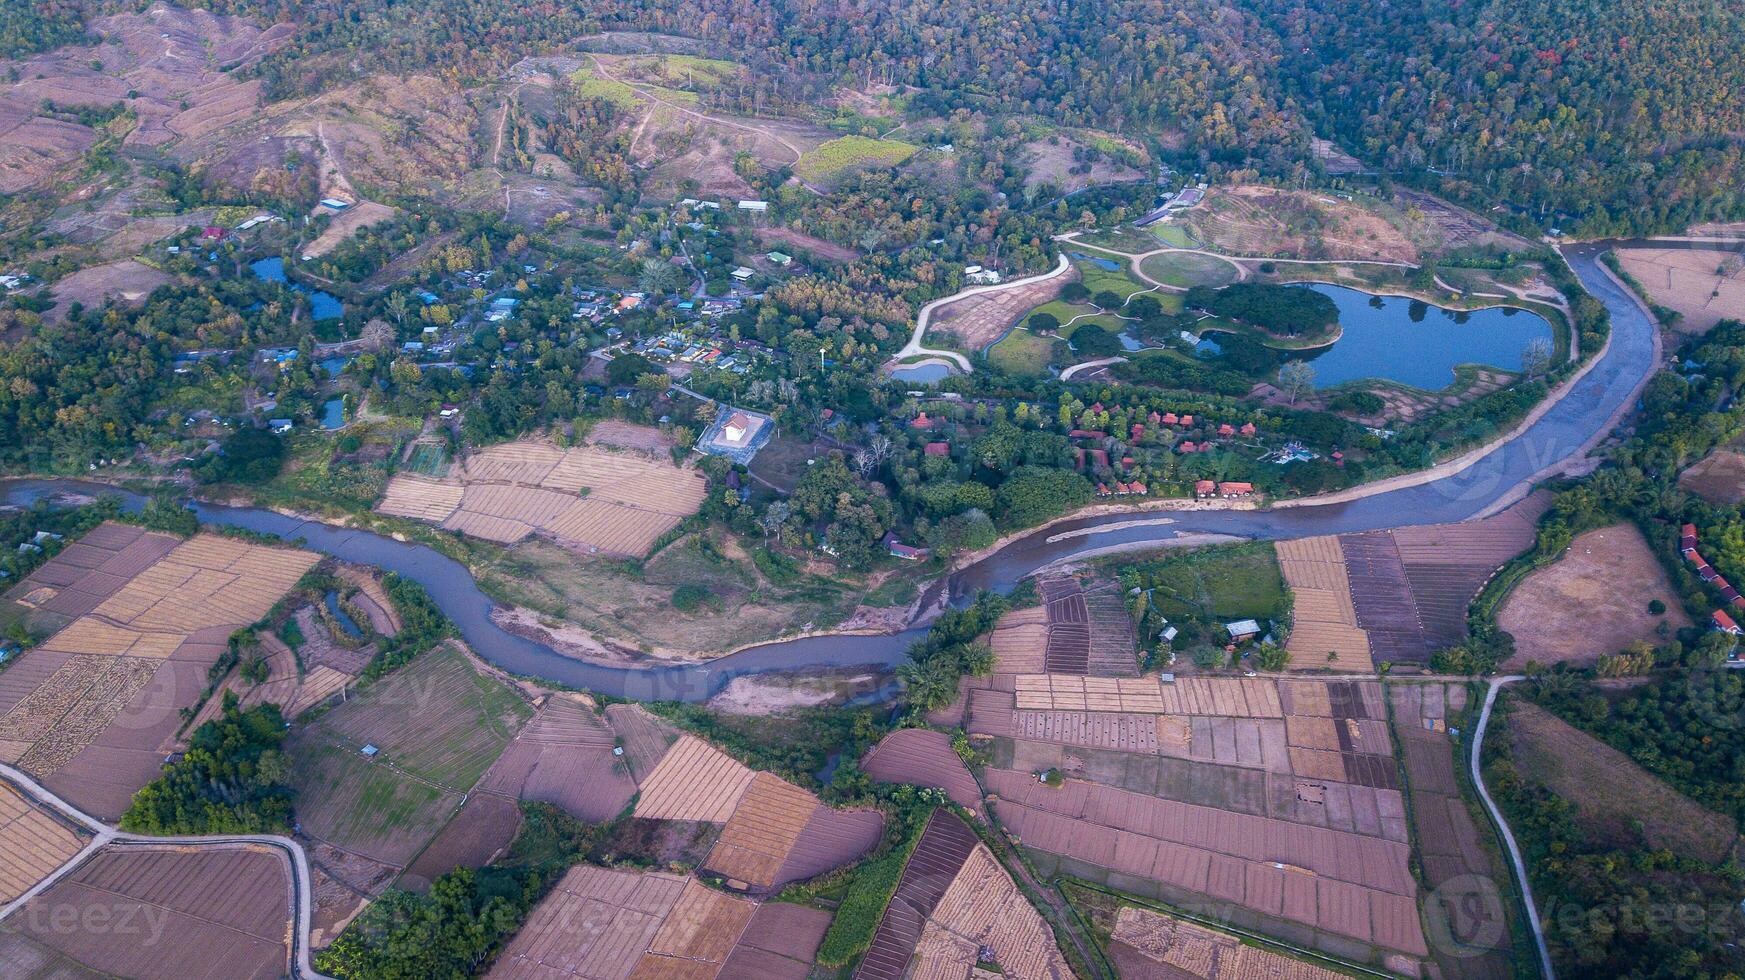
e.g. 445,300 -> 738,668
1612,247 -> 1745,334
1679,447 -> 1745,504
927,270 -> 1075,352
756,226 -> 859,263
1506,698 -> 1738,862
300,200 -> 398,259
44,260 -> 171,322
1021,131 -> 1148,196
1497,524 -> 1688,668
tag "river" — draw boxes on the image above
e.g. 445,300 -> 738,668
0,247 -> 1655,703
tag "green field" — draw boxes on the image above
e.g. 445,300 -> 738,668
987,327 -> 1059,376
1117,543 -> 1289,624
637,53 -> 741,86
406,442 -> 446,476
1149,223 -> 1200,248
794,136 -> 918,184
1139,251 -> 1241,288
570,65 -> 642,108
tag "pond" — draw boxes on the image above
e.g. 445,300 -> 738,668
1069,251 -> 1123,272
324,590 -> 364,639
1292,284 -> 1554,390
250,257 -> 344,321
890,361 -> 953,384
319,355 -> 351,378
320,397 -> 345,430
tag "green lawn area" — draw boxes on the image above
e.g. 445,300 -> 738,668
986,327 -> 1059,376
570,65 -> 642,108
794,136 -> 917,184
1072,257 -> 1149,299
1139,251 -> 1240,289
1117,542 -> 1290,624
1150,223 -> 1200,248
642,54 -> 742,85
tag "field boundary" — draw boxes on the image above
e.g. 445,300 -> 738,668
0,763 -> 335,980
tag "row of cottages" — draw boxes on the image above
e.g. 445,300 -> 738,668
1095,481 -> 1150,498
1194,481 -> 1256,499
1681,523 -> 1745,635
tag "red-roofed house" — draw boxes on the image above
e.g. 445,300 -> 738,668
883,533 -> 931,561
911,412 -> 934,430
1148,412 -> 1163,425
1217,482 -> 1255,497
1161,412 -> 1180,426
1096,483 -> 1112,497
201,226 -> 226,239
1714,609 -> 1743,635
1195,480 -> 1216,498
1114,482 -> 1131,495
1180,414 -> 1194,427
1177,441 -> 1197,454
1131,424 -> 1145,441
924,442 -> 950,457
1217,423 -> 1235,437
1240,422 -> 1257,437
1130,482 -> 1148,495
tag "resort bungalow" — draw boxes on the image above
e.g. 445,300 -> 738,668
1216,482 -> 1255,498
1714,610 -> 1744,636
737,200 -> 769,212
884,534 -> 931,561
1195,480 -> 1217,498
766,251 -> 793,267
731,267 -> 756,282
319,198 -> 352,210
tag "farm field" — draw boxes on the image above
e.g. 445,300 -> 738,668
1388,683 -> 1517,980
0,778 -> 88,905
1496,524 -> 1689,668
485,864 -> 833,980
1276,536 -> 1372,672
1138,250 -> 1241,289
40,260 -> 172,322
1612,246 -> 1745,333
475,692 -> 635,823
793,135 -> 917,187
909,843 -> 1072,979
0,524 -> 317,820
925,267 -> 1073,353
377,437 -> 707,557
986,326 -> 1059,376
861,728 -> 980,807
300,200 -> 398,259
286,644 -> 531,867
1176,185 -> 1529,263
7,845 -> 296,980
1503,698 -> 1737,862
1099,903 -> 1348,979
1021,131 -> 1147,195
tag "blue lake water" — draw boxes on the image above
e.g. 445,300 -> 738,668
251,257 -> 344,321
1293,284 -> 1554,390
324,590 -> 364,638
319,355 -> 351,377
320,397 -> 345,429
1069,251 -> 1122,272
891,362 -> 952,384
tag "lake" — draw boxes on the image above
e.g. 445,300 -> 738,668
320,397 -> 345,430
250,257 -> 344,321
890,361 -> 953,384
1293,284 -> 1554,390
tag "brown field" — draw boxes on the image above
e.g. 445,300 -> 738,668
84,533 -> 320,634
704,772 -> 817,889
379,438 -> 707,557
0,779 -> 88,905
399,792 -> 523,892
861,728 -> 980,808
43,261 -> 172,322
989,606 -> 1049,673
1678,447 -> 1745,504
476,693 -> 635,822
1276,536 -> 1373,672
1612,247 -> 1745,333
12,845 -> 294,980
1015,674 -> 1167,713
1182,186 -> 1418,262
632,879 -> 756,977
1110,905 -> 1346,980
1506,699 -> 1737,862
307,842 -> 400,949
925,267 -> 1073,352
604,703 -> 682,783
914,844 -> 1072,980
1156,677 -> 1283,717
0,116 -> 95,195
1387,683 -> 1512,979
300,200 -> 398,259
858,810 -> 982,980
722,901 -> 833,979
632,734 -> 755,822
755,226 -> 858,263
1497,524 -> 1688,668
4,523 -> 182,622
587,420 -> 674,454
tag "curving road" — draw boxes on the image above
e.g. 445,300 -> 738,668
1469,678 -> 1555,980
0,764 -> 334,980
894,253 -> 1073,372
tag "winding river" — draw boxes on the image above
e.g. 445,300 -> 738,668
1,247 -> 1655,702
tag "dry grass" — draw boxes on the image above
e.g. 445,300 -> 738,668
301,201 -> 397,259
1155,677 -> 1282,717
1678,447 -> 1745,505
43,261 -> 171,322
0,654 -> 159,780
1111,905 -> 1345,979
1507,700 -> 1738,862
0,779 -> 87,904
1497,524 -> 1689,668
926,271 -> 1072,353
1613,247 -> 1745,334
918,844 -> 1072,980
705,772 -> 818,888
1276,537 -> 1373,672
88,535 -> 319,634
632,735 -> 755,822
1013,674 -> 1166,713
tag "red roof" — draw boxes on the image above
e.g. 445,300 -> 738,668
1195,480 -> 1216,496
1240,422 -> 1257,436
1180,415 -> 1194,426
924,442 -> 950,456
910,412 -> 934,429
1069,429 -> 1107,439
1097,483 -> 1111,495
1177,441 -> 1197,453
1161,413 -> 1180,425
1683,523 -> 1699,538
1130,482 -> 1148,495
201,226 -> 225,238
1115,482 -> 1131,494
1218,482 -> 1255,495
1714,609 -> 1742,633
1218,423 -> 1235,437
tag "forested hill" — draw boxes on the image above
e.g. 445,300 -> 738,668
1255,0 -> 1745,236
11,0 -> 1745,234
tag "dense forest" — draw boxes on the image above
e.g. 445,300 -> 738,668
32,0 -> 1724,232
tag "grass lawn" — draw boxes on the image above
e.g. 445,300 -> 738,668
570,65 -> 641,108
1116,542 -> 1289,624
1139,251 -> 1240,289
1150,223 -> 1200,248
1072,257 -> 1149,300
986,327 -> 1059,376
794,136 -> 917,184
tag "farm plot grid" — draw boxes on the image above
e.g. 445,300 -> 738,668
487,865 -> 832,980
0,779 -> 88,905
912,844 -> 1073,980
855,809 -> 983,980
377,439 -> 707,557
0,530 -> 317,818
860,728 -> 981,807
10,845 -> 295,980
3,522 -> 181,621
1110,905 -> 1348,980
476,693 -> 635,823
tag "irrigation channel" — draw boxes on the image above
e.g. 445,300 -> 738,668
0,246 -> 1656,703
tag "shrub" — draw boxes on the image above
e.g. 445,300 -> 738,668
671,583 -> 712,611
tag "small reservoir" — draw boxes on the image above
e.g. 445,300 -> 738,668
1294,284 -> 1555,390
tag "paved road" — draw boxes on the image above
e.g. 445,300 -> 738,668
895,253 -> 1073,372
1470,678 -> 1555,980
0,764 -> 334,980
